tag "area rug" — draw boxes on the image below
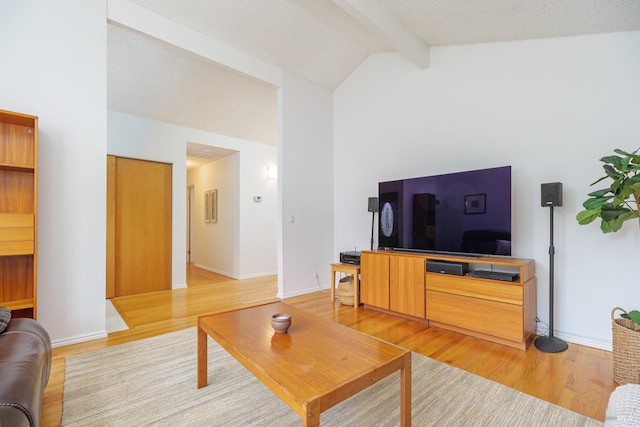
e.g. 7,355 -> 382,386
62,328 -> 602,426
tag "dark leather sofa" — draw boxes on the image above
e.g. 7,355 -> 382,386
0,317 -> 52,427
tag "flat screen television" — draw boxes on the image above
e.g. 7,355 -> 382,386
378,166 -> 512,257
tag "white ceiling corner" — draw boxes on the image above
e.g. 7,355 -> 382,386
332,0 -> 430,68
186,142 -> 237,170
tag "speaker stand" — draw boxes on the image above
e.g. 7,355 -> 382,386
535,206 -> 568,353
370,211 -> 375,250
535,335 -> 568,353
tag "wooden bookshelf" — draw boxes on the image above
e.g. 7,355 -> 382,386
0,109 -> 38,318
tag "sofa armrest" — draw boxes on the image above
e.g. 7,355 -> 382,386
0,318 -> 52,427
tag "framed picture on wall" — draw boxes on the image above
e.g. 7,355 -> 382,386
465,194 -> 486,214
209,189 -> 217,223
204,191 -> 211,223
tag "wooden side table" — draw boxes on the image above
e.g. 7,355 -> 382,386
330,263 -> 361,308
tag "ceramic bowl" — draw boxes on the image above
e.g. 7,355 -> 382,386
271,313 -> 292,334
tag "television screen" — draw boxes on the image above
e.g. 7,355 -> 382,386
378,166 -> 512,256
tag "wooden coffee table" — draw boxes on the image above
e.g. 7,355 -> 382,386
197,302 -> 411,426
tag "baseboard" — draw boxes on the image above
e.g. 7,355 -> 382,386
237,271 -> 278,280
193,263 -> 236,279
52,331 -> 108,348
281,285 -> 330,299
535,327 -> 612,351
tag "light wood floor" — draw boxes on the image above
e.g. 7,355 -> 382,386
41,264 -> 615,426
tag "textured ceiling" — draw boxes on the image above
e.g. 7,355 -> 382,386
108,24 -> 279,146
380,0 -> 640,46
185,142 -> 237,170
129,0 -> 391,90
108,0 -> 640,152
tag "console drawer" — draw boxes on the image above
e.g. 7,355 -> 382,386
426,273 -> 523,305
426,290 -> 524,342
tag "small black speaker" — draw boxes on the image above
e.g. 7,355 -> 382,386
368,197 -> 379,212
426,260 -> 469,276
541,182 -> 563,207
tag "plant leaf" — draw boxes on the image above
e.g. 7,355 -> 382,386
576,210 -> 599,225
590,175 -> 610,186
614,148 -> 638,157
619,210 -> 640,222
582,196 -> 610,210
627,310 -> 640,325
614,181 -> 635,201
603,164 -> 622,180
611,179 -> 622,194
587,188 -> 611,198
601,219 -> 614,233
601,155 -> 623,166
605,211 -> 639,232
600,205 -> 630,221
621,155 -> 631,171
608,217 -> 625,232
614,148 -> 640,165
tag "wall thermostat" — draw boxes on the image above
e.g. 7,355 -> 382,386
253,195 -> 263,202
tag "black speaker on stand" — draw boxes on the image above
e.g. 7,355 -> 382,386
535,182 -> 568,353
368,197 -> 379,250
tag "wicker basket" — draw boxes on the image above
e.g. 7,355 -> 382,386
612,307 -> 640,385
337,275 -> 354,306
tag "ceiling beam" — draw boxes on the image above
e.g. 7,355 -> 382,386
332,0 -> 429,69
107,0 -> 283,88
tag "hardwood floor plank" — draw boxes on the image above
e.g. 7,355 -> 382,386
40,266 -> 614,426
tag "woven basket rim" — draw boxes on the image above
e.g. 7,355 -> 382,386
612,307 -> 640,332
612,307 -> 640,384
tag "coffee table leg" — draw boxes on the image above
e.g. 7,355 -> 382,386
302,401 -> 320,427
197,326 -> 208,388
400,352 -> 412,426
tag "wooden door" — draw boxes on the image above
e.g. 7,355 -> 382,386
390,255 -> 425,318
360,252 -> 390,309
106,156 -> 172,297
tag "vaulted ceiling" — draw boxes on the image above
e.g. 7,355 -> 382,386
107,0 -> 640,150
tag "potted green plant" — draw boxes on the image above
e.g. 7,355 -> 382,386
576,148 -> 640,233
576,148 -> 640,383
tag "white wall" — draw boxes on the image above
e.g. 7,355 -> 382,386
0,1 -> 108,344
334,32 -> 640,350
238,146 -> 278,278
111,111 -> 278,281
279,72 -> 334,298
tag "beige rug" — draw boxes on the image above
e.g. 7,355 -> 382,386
62,328 -> 602,426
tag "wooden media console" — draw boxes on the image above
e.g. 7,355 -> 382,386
360,250 -> 536,350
